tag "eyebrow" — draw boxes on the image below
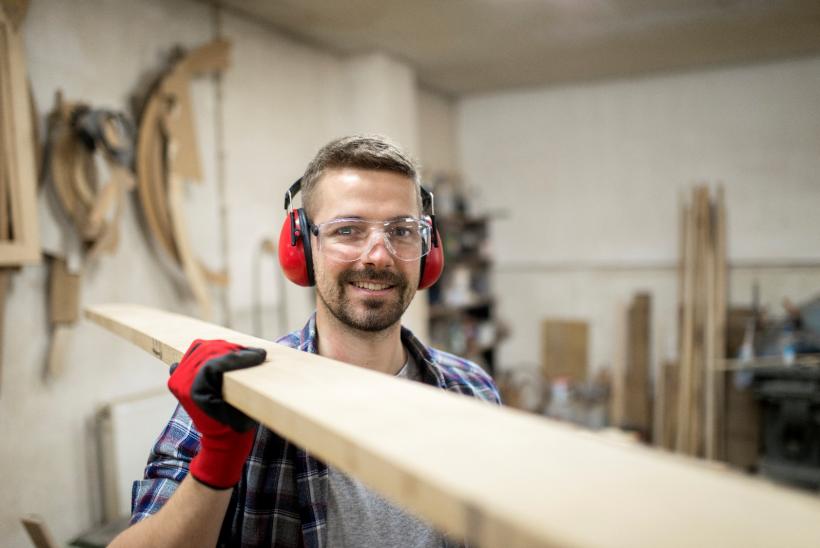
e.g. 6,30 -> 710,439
327,215 -> 418,223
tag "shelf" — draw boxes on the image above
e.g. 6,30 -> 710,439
427,205 -> 498,376
429,298 -> 493,319
447,255 -> 491,268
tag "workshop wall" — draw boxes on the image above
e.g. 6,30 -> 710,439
418,89 -> 459,175
458,55 -> 820,376
0,0 -> 441,545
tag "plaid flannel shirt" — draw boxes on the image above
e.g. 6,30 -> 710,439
131,313 -> 501,547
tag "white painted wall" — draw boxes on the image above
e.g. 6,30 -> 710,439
458,56 -> 820,376
0,1 -> 430,545
340,52 -> 429,340
418,89 -> 459,176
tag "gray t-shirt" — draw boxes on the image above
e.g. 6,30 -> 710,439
326,353 -> 447,547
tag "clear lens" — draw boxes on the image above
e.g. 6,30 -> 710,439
315,218 -> 431,262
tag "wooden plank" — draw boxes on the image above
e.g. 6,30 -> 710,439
0,15 -> 17,243
0,6 -> 39,265
624,293 -> 651,438
20,515 -> 59,548
0,48 -> 8,242
704,191 -> 717,459
676,198 -> 695,453
660,360 -> 679,451
713,186 -> 728,461
0,268 -> 9,389
86,303 -> 820,548
540,319 -> 588,382
688,187 -> 709,456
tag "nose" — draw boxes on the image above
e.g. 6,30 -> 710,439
361,231 -> 394,268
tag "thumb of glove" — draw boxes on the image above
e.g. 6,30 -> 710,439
191,347 -> 267,432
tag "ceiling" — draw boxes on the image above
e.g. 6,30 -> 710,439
218,0 -> 820,96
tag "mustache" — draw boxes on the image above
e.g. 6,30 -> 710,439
340,267 -> 405,286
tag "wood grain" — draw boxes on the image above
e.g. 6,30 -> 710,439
86,303 -> 820,548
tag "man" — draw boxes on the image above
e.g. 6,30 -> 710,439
111,135 -> 500,547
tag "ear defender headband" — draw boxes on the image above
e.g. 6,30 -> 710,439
277,178 -> 445,289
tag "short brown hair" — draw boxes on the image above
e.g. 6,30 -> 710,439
300,135 -> 422,218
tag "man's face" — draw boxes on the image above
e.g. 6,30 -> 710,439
311,167 -> 421,332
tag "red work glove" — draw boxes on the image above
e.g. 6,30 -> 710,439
168,339 -> 267,489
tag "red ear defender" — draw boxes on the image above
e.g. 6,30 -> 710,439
418,228 -> 444,290
279,179 -> 316,286
417,188 -> 444,290
278,211 -> 314,286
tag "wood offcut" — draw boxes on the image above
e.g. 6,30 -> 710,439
87,303 -> 820,548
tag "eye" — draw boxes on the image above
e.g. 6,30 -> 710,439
332,223 -> 364,237
390,223 -> 417,238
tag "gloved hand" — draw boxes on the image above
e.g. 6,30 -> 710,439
168,339 -> 267,489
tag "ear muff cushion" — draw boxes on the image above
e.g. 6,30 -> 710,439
418,229 -> 444,290
278,210 -> 315,286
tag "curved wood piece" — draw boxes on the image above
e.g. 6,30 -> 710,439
167,173 -> 213,319
135,39 -> 231,318
136,95 -> 178,261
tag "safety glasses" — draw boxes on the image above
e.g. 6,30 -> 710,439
310,217 -> 432,262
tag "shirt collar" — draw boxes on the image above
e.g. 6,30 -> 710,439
296,312 -> 445,388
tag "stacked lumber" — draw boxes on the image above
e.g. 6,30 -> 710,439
673,185 -> 727,459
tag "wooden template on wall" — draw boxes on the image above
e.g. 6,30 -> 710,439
86,303 -> 820,548
0,3 -> 40,266
136,39 -> 231,320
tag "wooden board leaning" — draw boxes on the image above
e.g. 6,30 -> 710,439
85,303 -> 820,548
0,4 -> 40,265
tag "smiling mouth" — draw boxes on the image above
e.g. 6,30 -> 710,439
350,281 -> 394,291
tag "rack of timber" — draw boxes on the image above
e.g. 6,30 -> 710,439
664,185 -> 727,460
86,303 -> 820,548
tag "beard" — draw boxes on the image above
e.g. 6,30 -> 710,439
317,266 -> 414,332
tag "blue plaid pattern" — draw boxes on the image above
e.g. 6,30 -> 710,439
131,313 -> 500,547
